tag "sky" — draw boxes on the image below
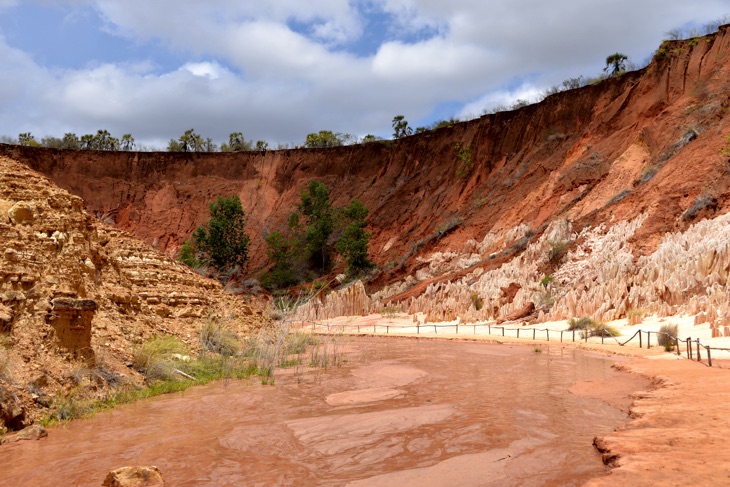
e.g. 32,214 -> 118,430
0,1 -> 728,149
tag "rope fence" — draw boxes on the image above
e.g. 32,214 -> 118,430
299,320 -> 730,367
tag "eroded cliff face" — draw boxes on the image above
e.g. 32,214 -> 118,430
3,27 -> 730,321
0,156 -> 264,428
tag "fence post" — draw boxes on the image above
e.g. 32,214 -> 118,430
374,324 -> 376,333
572,329 -> 575,342
517,329 -> 520,339
474,324 -> 476,334
601,331 -> 605,344
456,323 -> 459,334
488,325 -> 491,335
647,331 -> 651,349
560,331 -> 563,343
675,337 -> 680,356
687,337 -> 692,360
502,327 -> 505,337
417,323 -> 420,334
707,346 -> 713,367
546,329 -> 549,342
696,339 -> 701,363
533,329 -> 536,340
387,325 -> 389,334
639,330 -> 642,348
434,325 -> 437,334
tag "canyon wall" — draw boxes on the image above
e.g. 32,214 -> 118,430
3,27 -> 730,315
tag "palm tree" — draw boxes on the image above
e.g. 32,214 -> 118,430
604,53 -> 628,76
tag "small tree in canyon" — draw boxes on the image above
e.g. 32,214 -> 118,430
181,195 -> 250,275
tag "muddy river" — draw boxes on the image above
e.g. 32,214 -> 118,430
1,337 -> 647,486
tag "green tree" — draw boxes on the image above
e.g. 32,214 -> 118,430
255,140 -> 269,151
121,134 -> 135,151
296,180 -> 335,272
260,231 -> 301,290
604,53 -> 628,76
80,134 -> 95,150
18,132 -> 40,147
175,129 -> 204,152
61,133 -> 80,149
191,195 -> 250,272
305,130 -> 345,148
221,132 -> 251,152
392,115 -> 413,139
92,129 -> 120,150
336,199 -> 374,275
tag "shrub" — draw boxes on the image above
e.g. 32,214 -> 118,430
568,317 -> 620,338
177,240 -> 201,268
658,323 -> 679,351
540,275 -> 555,288
470,292 -> 484,311
199,319 -> 241,356
133,337 -> 189,382
455,142 -> 474,178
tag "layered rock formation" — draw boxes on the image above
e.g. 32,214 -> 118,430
0,156 -> 264,428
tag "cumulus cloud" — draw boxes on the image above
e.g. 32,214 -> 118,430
0,0 -> 728,146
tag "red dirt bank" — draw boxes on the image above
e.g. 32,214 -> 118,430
3,27 -> 730,286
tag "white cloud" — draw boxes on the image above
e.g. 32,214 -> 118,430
0,1 -> 728,145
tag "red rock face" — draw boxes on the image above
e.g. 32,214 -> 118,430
4,27 -> 730,286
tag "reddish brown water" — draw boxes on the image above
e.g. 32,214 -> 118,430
1,337 -> 644,486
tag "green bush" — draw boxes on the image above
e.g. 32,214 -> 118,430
192,195 -> 250,272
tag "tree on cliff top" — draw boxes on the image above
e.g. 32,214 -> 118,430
183,195 -> 250,273
604,53 -> 628,77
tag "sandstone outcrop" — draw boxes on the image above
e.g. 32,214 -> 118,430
0,156 -> 265,429
102,466 -> 164,487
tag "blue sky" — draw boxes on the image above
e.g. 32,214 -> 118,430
0,1 -> 728,148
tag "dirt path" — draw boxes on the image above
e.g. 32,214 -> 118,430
585,357 -> 730,486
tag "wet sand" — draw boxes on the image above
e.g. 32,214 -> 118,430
1,337 -> 648,486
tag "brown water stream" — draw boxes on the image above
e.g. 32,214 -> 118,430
1,337 -> 646,486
